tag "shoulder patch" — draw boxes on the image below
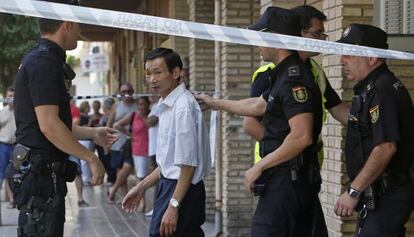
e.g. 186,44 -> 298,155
288,66 -> 300,77
369,105 -> 379,123
292,86 -> 308,103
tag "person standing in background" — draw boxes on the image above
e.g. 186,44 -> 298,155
145,95 -> 160,217
0,86 -> 16,209
107,83 -> 137,203
78,101 -> 93,185
114,96 -> 150,211
68,100 -> 91,207
99,98 -> 116,185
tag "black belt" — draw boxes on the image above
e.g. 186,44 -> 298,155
29,152 -> 67,176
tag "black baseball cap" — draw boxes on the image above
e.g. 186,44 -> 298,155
337,24 -> 388,49
248,7 -> 301,36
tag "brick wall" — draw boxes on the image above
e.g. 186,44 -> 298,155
188,0 -> 216,222
169,0 -> 189,58
220,0 -> 260,236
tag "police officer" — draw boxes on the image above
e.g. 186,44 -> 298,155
197,7 -> 327,236
334,24 -> 414,236
11,0 -> 116,236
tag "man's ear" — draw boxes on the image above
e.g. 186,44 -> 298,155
172,67 -> 181,81
60,22 -> 71,33
368,57 -> 379,67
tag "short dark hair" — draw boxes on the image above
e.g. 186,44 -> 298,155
7,86 -> 15,92
291,5 -> 327,30
119,82 -> 134,91
144,48 -> 183,73
37,18 -> 64,34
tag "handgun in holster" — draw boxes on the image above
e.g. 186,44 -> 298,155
253,168 -> 277,196
290,154 -> 303,182
18,196 -> 61,237
10,144 -> 32,189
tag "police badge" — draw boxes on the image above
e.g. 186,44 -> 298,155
292,86 -> 308,103
369,105 -> 379,123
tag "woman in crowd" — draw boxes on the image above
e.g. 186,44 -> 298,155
110,96 -> 150,210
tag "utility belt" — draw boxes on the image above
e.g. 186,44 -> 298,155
11,144 -> 76,237
356,170 -> 413,214
253,152 -> 321,196
10,144 -> 77,188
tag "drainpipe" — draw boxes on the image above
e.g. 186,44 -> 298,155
214,0 -> 223,236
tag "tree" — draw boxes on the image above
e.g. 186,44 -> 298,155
0,14 -> 38,95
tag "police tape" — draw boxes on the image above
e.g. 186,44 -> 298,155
0,91 -> 218,103
0,93 -> 154,104
1,0 -> 414,60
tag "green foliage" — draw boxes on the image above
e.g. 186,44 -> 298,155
66,55 -> 80,68
0,14 -> 39,94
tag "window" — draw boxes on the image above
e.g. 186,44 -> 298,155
376,0 -> 414,34
374,0 -> 414,51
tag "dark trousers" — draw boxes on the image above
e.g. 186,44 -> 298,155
150,177 -> 205,237
13,171 -> 67,237
97,146 -> 116,183
18,194 -> 65,237
251,170 -> 328,237
356,187 -> 414,237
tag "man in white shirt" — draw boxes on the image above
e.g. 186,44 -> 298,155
122,48 -> 211,237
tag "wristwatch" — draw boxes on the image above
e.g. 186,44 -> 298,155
169,198 -> 180,208
348,186 -> 361,199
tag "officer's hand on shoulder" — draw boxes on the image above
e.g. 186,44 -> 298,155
193,92 -> 214,111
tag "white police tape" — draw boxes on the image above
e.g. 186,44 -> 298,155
0,92 -> 219,103
0,93 -> 154,104
1,0 -> 414,60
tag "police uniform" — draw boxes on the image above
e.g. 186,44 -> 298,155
11,37 -> 75,236
247,7 -> 328,237
339,24 -> 414,236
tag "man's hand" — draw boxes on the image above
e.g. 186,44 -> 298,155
122,184 -> 146,213
334,192 -> 359,217
244,164 -> 263,193
88,155 -> 105,186
194,93 -> 214,111
160,205 -> 178,237
92,127 -> 118,149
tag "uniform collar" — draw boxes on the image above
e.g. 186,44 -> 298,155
353,63 -> 388,94
270,51 -> 300,77
160,83 -> 186,108
39,38 -> 66,62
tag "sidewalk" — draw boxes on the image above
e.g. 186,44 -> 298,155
0,180 -> 215,237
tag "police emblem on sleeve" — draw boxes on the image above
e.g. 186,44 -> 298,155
369,105 -> 379,123
292,86 -> 308,103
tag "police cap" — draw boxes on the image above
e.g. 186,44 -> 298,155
337,24 -> 388,49
248,7 -> 301,36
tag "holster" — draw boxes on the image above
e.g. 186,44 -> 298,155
18,195 -> 62,237
63,160 -> 77,182
253,168 -> 278,196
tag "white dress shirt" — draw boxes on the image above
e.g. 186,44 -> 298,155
156,83 -> 211,184
148,103 -> 159,156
